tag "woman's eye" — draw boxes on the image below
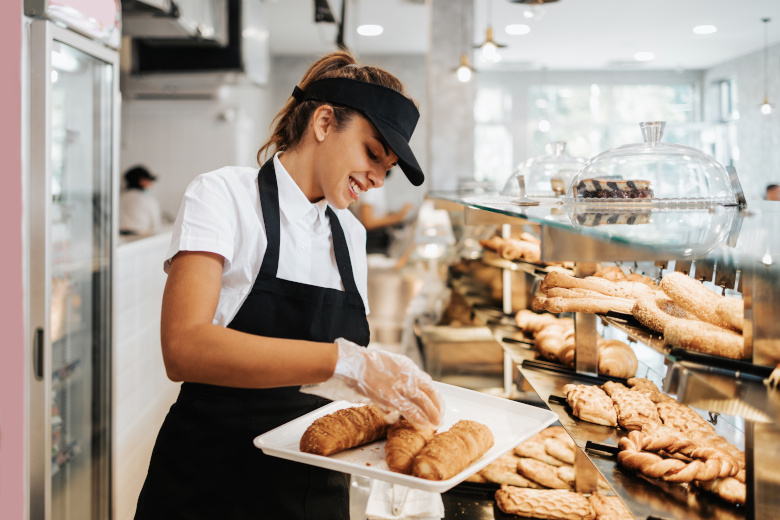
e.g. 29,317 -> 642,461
366,147 -> 378,161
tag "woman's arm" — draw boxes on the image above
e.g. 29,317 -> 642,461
160,250 -> 339,388
358,202 -> 413,231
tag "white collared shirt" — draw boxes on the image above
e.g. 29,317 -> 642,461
165,153 -> 369,327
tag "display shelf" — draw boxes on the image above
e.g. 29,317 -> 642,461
519,363 -> 746,520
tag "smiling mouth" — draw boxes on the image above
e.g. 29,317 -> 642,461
349,176 -> 365,200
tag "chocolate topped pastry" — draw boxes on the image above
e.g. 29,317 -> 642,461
576,178 -> 654,199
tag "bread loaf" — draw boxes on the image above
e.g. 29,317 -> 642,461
716,297 -> 744,332
663,320 -> 746,360
631,295 -> 691,334
412,420 -> 493,480
660,272 -> 737,331
385,417 -> 436,474
300,405 -> 389,456
543,287 -> 632,301
541,271 -> 652,299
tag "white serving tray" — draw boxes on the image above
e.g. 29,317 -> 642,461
253,382 -> 558,493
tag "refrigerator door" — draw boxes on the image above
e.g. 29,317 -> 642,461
29,20 -> 119,520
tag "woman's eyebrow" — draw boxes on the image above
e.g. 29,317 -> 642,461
372,134 -> 390,157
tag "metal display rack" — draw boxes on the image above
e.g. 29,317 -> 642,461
431,193 -> 780,520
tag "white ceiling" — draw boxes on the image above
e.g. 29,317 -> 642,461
265,0 -> 780,71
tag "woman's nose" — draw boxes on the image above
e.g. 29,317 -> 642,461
368,169 -> 385,189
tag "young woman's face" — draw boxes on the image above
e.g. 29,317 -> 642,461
314,114 -> 399,210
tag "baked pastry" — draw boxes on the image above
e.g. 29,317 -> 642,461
541,271 -> 653,300
494,486 -> 596,520
607,385 -> 661,431
516,458 -> 572,489
576,211 -> 652,226
478,452 -> 543,488
498,238 -> 542,263
533,296 -> 636,316
385,417 -> 436,474
588,493 -> 632,520
598,340 -> 638,379
660,272 -> 738,331
515,309 -> 561,334
626,272 -> 658,288
663,320 -> 747,360
592,265 -> 627,282
694,476 -> 746,506
626,377 -> 672,403
716,297 -> 744,332
300,405 -> 389,456
631,295 -> 691,334
543,436 -> 576,465
562,384 -> 618,427
514,440 -> 567,467
575,178 -> 653,199
412,420 -> 494,481
656,400 -> 716,435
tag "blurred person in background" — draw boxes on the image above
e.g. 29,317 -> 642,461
119,165 -> 162,235
353,168 -> 414,255
766,184 -> 780,201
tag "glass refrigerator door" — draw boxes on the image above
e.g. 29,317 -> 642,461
30,21 -> 118,520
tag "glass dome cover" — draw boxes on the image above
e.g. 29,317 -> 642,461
564,122 -> 737,207
501,141 -> 585,198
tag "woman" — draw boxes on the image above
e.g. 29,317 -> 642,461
134,52 -> 443,520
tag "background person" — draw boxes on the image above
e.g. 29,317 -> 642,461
119,165 -> 162,235
766,184 -> 780,201
133,52 -> 442,520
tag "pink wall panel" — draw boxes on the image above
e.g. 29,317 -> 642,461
0,2 -> 26,520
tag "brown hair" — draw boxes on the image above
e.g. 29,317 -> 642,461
257,51 -> 415,165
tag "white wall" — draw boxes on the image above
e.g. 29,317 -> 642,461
120,81 -> 273,220
703,42 -> 780,200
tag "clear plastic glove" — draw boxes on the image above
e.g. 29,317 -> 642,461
301,338 -> 444,430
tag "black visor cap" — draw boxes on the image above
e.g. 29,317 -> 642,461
295,77 -> 424,186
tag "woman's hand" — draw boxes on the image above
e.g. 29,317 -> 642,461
301,338 -> 444,431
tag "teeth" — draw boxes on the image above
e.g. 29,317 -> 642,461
350,178 -> 363,197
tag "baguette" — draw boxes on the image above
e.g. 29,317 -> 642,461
541,271 -> 652,299
543,287 -> 632,301
716,297 -> 744,332
300,405 -> 389,456
412,420 -> 494,480
660,272 -> 737,331
663,320 -> 747,360
533,296 -> 635,315
385,417 -> 436,474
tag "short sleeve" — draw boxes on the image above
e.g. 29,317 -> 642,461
164,173 -> 238,273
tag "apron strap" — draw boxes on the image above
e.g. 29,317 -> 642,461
326,206 -> 359,295
256,159 -> 360,296
258,160 -> 282,279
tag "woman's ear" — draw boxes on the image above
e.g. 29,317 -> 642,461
311,105 -> 335,142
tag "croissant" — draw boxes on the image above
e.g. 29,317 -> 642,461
300,405 -> 389,456
385,417 -> 436,474
598,339 -> 638,378
412,420 -> 494,481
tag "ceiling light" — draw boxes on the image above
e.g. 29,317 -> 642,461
634,52 -> 655,62
693,25 -> 717,35
356,24 -> 383,36
538,119 -> 551,133
475,0 -> 506,63
506,24 -> 531,35
760,18 -> 774,115
456,54 -> 475,82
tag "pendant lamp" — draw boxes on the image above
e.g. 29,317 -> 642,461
454,0 -> 476,82
475,0 -> 506,63
760,18 -> 773,115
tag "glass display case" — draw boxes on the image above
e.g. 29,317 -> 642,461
564,121 -> 740,207
501,141 -> 585,198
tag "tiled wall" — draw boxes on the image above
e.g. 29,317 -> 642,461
113,232 -> 180,520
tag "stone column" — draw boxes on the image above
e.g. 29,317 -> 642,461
427,0 -> 475,191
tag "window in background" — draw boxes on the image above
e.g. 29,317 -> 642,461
528,83 -> 696,160
474,87 -> 513,185
716,78 -> 739,167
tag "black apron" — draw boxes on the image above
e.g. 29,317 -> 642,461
135,159 -> 370,520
